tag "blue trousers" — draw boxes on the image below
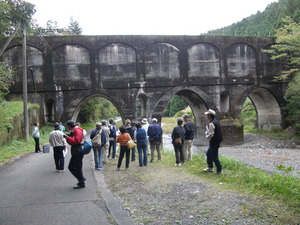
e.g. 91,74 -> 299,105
93,146 -> 103,169
108,140 -> 116,158
137,143 -> 148,166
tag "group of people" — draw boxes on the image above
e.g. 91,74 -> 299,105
32,108 -> 223,189
171,110 -> 223,174
90,118 -> 163,172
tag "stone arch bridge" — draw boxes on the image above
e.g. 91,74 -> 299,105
0,35 -> 288,144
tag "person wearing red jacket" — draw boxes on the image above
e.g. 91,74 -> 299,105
64,120 -> 85,189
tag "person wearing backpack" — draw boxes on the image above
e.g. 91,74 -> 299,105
90,122 -> 106,171
64,120 -> 85,189
108,118 -> 117,159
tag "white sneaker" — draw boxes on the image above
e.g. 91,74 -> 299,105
204,168 -> 214,172
175,163 -> 181,167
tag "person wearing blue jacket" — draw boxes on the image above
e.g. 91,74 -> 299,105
108,118 -> 117,159
90,122 -> 106,171
134,122 -> 148,167
147,118 -> 163,163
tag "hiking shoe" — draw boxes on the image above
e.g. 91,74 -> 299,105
204,168 -> 214,172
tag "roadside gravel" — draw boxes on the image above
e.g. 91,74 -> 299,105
219,133 -> 300,178
103,134 -> 300,224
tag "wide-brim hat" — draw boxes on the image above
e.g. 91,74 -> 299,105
204,109 -> 216,115
141,118 -> 148,124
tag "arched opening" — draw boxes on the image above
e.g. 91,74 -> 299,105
71,95 -> 123,126
220,91 -> 230,113
136,94 -> 148,120
158,88 -> 211,146
240,88 -> 282,130
44,99 -> 55,123
239,97 -> 257,131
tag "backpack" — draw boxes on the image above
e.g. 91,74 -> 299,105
91,130 -> 102,147
108,124 -> 114,137
80,140 -> 92,155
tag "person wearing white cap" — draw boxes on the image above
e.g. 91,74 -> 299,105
141,118 -> 149,132
203,109 -> 223,174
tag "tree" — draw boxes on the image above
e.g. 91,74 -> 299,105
0,0 -> 36,56
264,17 -> 300,134
162,95 -> 188,117
78,97 -> 118,124
67,17 -> 82,35
264,17 -> 300,80
0,62 -> 15,102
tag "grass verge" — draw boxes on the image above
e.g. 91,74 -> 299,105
160,149 -> 300,215
0,125 -> 53,164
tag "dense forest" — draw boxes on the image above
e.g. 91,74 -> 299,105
206,0 -> 300,36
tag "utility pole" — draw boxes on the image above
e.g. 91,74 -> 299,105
22,25 -> 29,141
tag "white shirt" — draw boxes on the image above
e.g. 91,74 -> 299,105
205,123 -> 215,140
49,130 -> 67,147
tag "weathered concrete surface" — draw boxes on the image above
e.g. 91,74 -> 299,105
0,35 -> 288,143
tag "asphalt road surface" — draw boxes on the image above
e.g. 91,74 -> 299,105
0,148 -> 113,225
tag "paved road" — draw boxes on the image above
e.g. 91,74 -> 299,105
0,149 -> 113,225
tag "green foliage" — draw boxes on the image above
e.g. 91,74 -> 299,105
0,125 -> 52,163
67,17 -> 82,35
0,0 -> 36,36
30,20 -> 66,36
265,17 -> 300,80
77,97 -> 119,124
206,0 -> 300,37
29,17 -> 83,36
162,95 -> 188,117
286,74 -> 300,134
239,97 -> 256,128
0,62 -> 15,102
276,165 -> 295,174
265,17 -> 300,134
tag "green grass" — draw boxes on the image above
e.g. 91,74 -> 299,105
0,125 -> 53,164
160,150 -> 300,214
161,117 -> 177,134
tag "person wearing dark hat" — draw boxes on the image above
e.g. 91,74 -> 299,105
64,120 -> 86,189
90,122 -> 106,171
49,122 -> 67,172
203,109 -> 223,174
171,117 -> 186,166
125,119 -> 136,161
182,114 -> 195,161
101,120 -> 110,163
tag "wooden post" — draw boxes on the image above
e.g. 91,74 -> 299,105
22,25 -> 29,141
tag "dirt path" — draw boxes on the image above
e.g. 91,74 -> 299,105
103,158 -> 297,224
